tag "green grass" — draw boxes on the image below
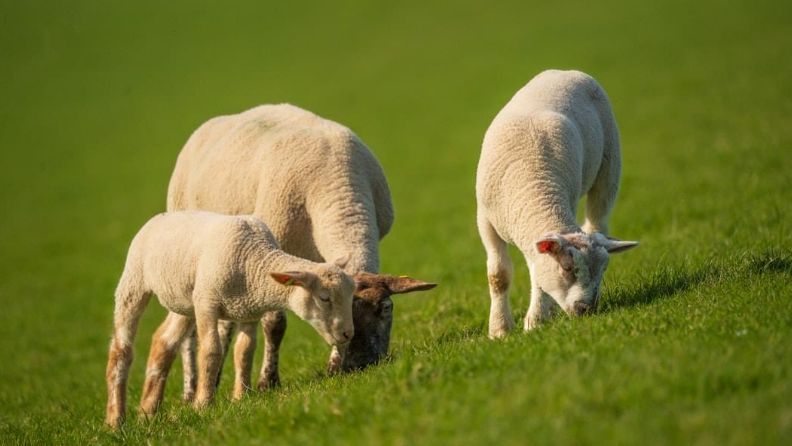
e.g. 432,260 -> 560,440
1,0 -> 791,444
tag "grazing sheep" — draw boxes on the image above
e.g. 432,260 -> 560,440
105,211 -> 355,428
476,69 -> 639,338
160,103 -> 435,400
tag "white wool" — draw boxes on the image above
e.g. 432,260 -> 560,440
167,103 -> 393,273
164,104 -> 399,394
117,211 -> 354,343
106,210 -> 356,428
476,69 -> 638,338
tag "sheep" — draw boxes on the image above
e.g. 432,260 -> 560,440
104,211 -> 355,429
475,69 -> 639,338
158,104 -> 435,400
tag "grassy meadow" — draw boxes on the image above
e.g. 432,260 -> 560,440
1,0 -> 791,444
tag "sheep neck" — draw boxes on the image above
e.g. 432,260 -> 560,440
244,243 -> 316,310
513,181 -> 580,253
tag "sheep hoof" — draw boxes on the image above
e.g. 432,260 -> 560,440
257,375 -> 280,392
488,325 -> 513,339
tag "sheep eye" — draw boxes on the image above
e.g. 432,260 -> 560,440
319,293 -> 331,302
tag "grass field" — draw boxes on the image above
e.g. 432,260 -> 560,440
1,0 -> 791,444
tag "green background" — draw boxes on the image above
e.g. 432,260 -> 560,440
1,0 -> 790,444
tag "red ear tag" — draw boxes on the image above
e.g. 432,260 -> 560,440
537,240 -> 556,253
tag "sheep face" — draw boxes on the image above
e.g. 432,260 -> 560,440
339,273 -> 437,371
270,265 -> 355,346
533,232 -> 637,316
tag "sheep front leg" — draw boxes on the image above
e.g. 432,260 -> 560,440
478,213 -> 515,339
194,311 -> 222,409
524,267 -> 557,330
232,322 -> 257,400
139,312 -> 194,418
257,310 -> 286,391
180,331 -> 197,402
181,319 -> 235,402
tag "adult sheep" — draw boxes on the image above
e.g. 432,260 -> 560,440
159,104 -> 435,400
476,69 -> 638,338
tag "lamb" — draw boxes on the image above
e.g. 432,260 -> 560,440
476,69 -> 639,338
105,211 -> 355,429
159,104 -> 435,400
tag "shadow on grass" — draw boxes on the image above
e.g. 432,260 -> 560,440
602,249 -> 791,311
746,250 -> 792,275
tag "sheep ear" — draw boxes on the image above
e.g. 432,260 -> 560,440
386,276 -> 437,295
352,273 -> 437,302
600,237 -> 639,254
536,234 -> 564,254
333,254 -> 351,270
270,271 -> 317,288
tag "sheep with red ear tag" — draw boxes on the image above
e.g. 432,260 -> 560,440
476,69 -> 639,338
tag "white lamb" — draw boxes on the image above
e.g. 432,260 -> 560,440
476,69 -> 639,338
105,211 -> 355,429
160,104 -> 435,400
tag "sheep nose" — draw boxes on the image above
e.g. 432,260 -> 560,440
342,331 -> 353,341
573,301 -> 592,316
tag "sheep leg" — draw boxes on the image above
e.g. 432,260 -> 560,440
105,286 -> 151,429
478,212 -> 515,339
180,320 -> 235,402
327,343 -> 348,375
583,140 -> 620,236
180,330 -> 197,402
232,322 -> 257,400
524,271 -> 557,330
139,312 -> 194,418
193,310 -> 222,409
257,310 -> 286,390
215,320 -> 236,387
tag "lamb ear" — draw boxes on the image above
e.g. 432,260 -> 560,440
386,276 -> 437,295
333,254 -> 351,270
536,234 -> 564,254
270,271 -> 317,288
600,237 -> 639,254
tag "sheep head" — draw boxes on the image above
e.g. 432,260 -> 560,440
270,263 -> 355,346
532,232 -> 637,316
334,273 -> 436,372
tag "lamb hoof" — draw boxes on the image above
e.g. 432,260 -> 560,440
488,324 -> 513,339
257,376 -> 280,392
524,318 -> 542,331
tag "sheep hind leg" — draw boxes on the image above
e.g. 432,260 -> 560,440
106,287 -> 151,429
583,139 -> 621,236
258,310 -> 286,390
232,322 -> 257,400
139,312 -> 194,418
478,212 -> 515,339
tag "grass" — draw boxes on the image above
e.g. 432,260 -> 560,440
1,0 -> 791,444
